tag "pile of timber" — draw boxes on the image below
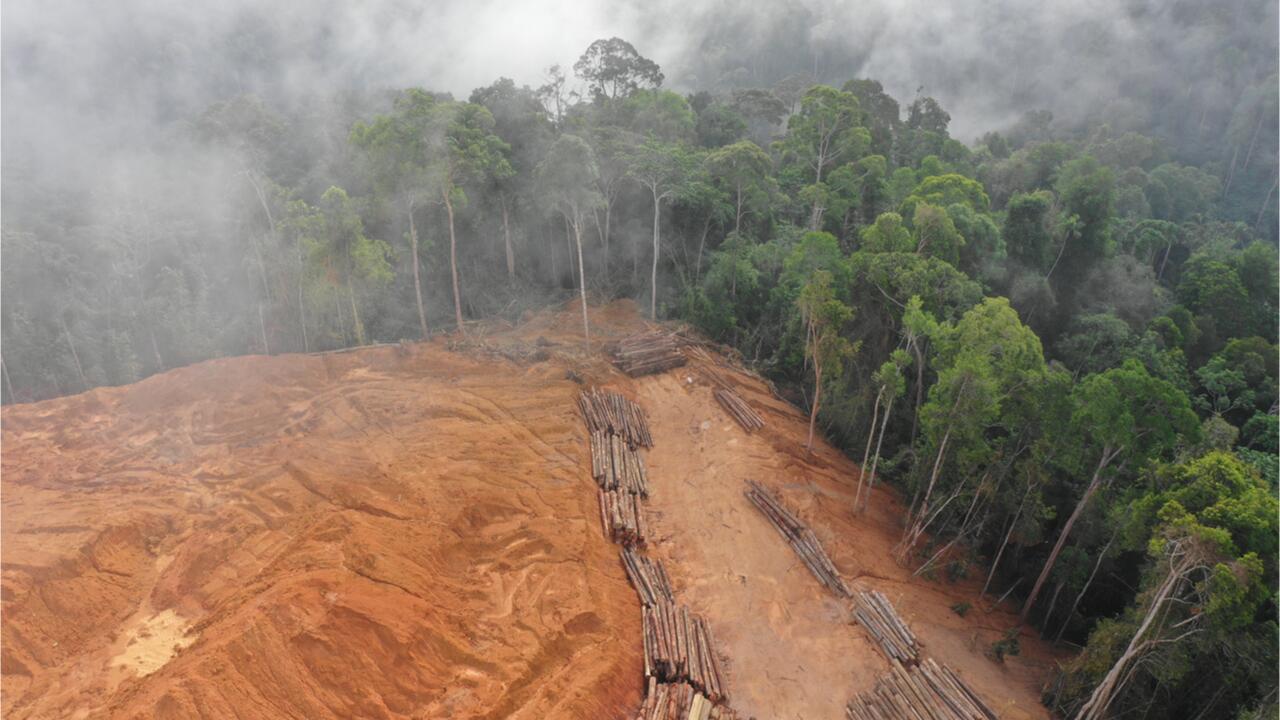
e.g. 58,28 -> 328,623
578,388 -> 652,448
852,590 -> 920,664
641,600 -> 727,702
599,489 -> 648,545
636,679 -> 740,720
622,547 -> 675,607
744,480 -> 850,597
612,332 -> 687,377
589,430 -> 650,496
713,387 -> 765,432
846,658 -> 998,720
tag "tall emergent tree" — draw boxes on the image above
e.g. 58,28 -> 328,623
797,270 -> 854,452
573,37 -> 663,103
1021,360 -> 1199,621
626,138 -> 696,318
537,135 -> 604,343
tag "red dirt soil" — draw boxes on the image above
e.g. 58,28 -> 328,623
2,301 -> 1060,719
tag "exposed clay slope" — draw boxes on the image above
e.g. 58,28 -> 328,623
3,300 -> 1060,719
2,308 -> 643,719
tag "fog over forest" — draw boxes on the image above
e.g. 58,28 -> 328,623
3,2 -> 1279,718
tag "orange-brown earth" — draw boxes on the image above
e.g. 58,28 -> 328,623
2,301 -> 1060,719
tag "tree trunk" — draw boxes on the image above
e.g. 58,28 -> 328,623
909,340 -> 926,443
409,208 -> 429,339
1257,171 -> 1278,230
149,329 -> 164,370
1,354 -> 16,403
1223,144 -> 1240,195
296,229 -> 309,352
856,387 -> 885,509
1021,451 -> 1111,622
650,187 -> 661,319
1075,557 -> 1187,720
60,316 -> 88,390
258,303 -> 271,355
806,360 -> 822,453
443,188 -> 464,332
501,196 -> 515,281
347,278 -> 365,346
1042,579 -> 1066,637
735,186 -> 744,236
1055,533 -> 1115,644
695,214 -> 712,281
1242,109 -> 1264,171
984,480 -> 1035,597
572,215 -> 590,347
864,394 -> 895,512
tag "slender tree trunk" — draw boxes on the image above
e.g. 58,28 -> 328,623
1,354 -> 16,403
60,316 -> 88,390
409,208 -> 429,339
1042,580 -> 1065,637
443,188 -> 463,332
856,387 -> 885,509
1223,145 -> 1240,195
806,359 -> 822,453
735,187 -> 744,236
1022,451 -> 1111,622
347,278 -> 365,346
1156,239 -> 1174,281
984,480 -> 1035,597
501,196 -> 515,281
603,199 -> 612,276
149,329 -> 164,370
1075,558 -> 1187,720
1055,533 -> 1115,644
1242,109 -> 1264,171
571,214 -> 590,347
651,187 -> 661,319
695,215 -> 712,280
258,303 -> 270,355
864,394 -> 894,512
1257,171 -> 1278,230
296,231 -> 309,352
909,340 -> 926,443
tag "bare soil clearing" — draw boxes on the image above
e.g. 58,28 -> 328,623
2,300 -> 1058,719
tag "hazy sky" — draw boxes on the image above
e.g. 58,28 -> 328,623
2,0 -> 1276,176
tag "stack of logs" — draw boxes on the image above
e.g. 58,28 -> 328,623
713,388 -> 765,432
636,679 -> 740,720
622,547 -> 674,607
599,488 -> 648,545
745,480 -> 850,597
641,600 -> 727,702
590,430 -> 649,496
852,591 -> 919,664
580,389 -> 653,545
845,658 -> 998,720
612,332 -> 688,377
579,388 -> 653,448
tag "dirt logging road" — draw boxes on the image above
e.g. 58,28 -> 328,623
1,301 -> 1057,719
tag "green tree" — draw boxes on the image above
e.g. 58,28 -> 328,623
306,187 -> 393,346
1022,360 -> 1199,622
797,270 -> 855,452
776,86 -> 870,230
573,37 -> 663,102
705,141 -> 774,237
536,135 -> 604,343
626,139 -> 698,318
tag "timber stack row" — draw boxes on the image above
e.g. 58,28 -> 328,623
852,590 -> 920,664
579,388 -> 653,448
590,430 -> 650,496
636,678 -> 740,720
612,331 -> 688,377
745,479 -> 850,597
599,488 -> 648,545
713,388 -> 765,432
622,547 -> 674,607
641,600 -> 727,702
845,658 -> 998,720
